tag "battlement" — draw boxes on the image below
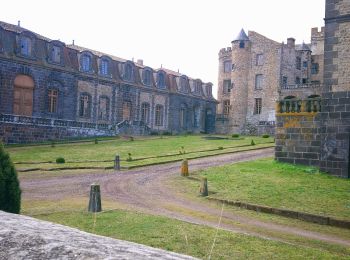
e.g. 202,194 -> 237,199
219,47 -> 232,56
311,27 -> 325,38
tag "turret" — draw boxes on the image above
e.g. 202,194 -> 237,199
229,29 -> 251,132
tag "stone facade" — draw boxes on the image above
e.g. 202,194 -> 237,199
216,28 -> 324,134
275,0 -> 350,178
0,21 -> 217,143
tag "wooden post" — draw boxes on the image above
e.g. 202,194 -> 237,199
181,159 -> 189,177
200,177 -> 208,196
114,154 -> 120,170
88,184 -> 102,212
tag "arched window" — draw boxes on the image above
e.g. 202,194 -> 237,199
180,76 -> 187,92
98,96 -> 109,120
124,63 -> 133,81
155,105 -> 164,126
141,103 -> 150,124
81,54 -> 91,72
13,74 -> 34,116
194,80 -> 202,94
20,36 -> 32,56
100,58 -> 109,76
157,72 -> 165,89
79,93 -> 91,118
48,89 -> 58,113
143,69 -> 152,86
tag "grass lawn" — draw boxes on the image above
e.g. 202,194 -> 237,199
189,158 -> 350,220
35,209 -> 349,259
7,135 -> 274,170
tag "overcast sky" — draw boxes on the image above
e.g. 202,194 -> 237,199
0,0 -> 325,97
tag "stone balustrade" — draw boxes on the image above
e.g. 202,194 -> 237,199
277,98 -> 321,114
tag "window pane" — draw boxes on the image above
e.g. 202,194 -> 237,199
224,61 -> 231,73
254,98 -> 262,114
255,74 -> 263,90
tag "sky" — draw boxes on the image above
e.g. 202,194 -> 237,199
0,0 -> 325,98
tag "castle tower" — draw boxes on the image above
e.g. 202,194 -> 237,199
230,29 -> 251,133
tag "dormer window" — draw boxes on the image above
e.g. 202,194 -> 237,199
100,59 -> 109,76
124,63 -> 133,81
51,45 -> 61,63
239,41 -> 245,48
143,69 -> 152,86
180,76 -> 187,92
194,81 -> 202,94
20,36 -> 32,56
81,54 -> 91,72
206,85 -> 212,97
157,72 -> 165,89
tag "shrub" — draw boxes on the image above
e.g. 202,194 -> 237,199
179,146 -> 186,154
150,131 -> 159,136
162,131 -> 172,136
251,140 -> 256,146
126,153 -> 132,162
218,146 -> 224,150
51,140 -> 55,148
94,138 -> 98,144
232,134 -> 240,138
0,142 -> 21,214
129,136 -> 134,142
56,157 -> 65,164
262,134 -> 270,138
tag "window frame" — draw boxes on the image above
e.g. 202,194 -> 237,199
155,104 -> 164,126
157,71 -> 166,89
98,96 -> 110,121
48,89 -> 58,113
223,60 -> 232,73
99,58 -> 110,76
254,98 -> 262,115
79,93 -> 92,118
255,74 -> 263,90
81,53 -> 92,73
141,102 -> 150,124
142,68 -> 152,86
256,54 -> 263,66
223,100 -> 230,115
223,79 -> 231,94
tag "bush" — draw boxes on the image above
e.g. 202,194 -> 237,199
0,142 -> 21,214
51,140 -> 55,148
162,131 -> 172,136
94,138 -> 98,144
129,136 -> 134,142
56,157 -> 65,164
251,140 -> 256,146
262,134 -> 270,138
150,131 -> 159,136
126,153 -> 133,162
232,134 -> 240,138
218,146 -> 224,150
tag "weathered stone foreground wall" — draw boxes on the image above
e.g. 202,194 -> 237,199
275,91 -> 350,178
0,211 -> 197,260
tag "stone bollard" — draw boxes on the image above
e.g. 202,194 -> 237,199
114,154 -> 120,170
200,177 -> 208,196
88,184 -> 102,212
181,159 -> 189,177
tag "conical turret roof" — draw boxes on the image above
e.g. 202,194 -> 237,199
233,29 -> 249,41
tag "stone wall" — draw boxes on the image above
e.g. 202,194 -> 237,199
0,122 -> 114,144
319,91 -> 350,178
275,91 -> 350,178
0,211 -> 196,260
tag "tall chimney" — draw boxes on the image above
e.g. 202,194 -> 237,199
287,38 -> 295,48
18,20 -> 21,27
137,59 -> 143,66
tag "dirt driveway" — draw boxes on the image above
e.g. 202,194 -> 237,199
20,147 -> 350,247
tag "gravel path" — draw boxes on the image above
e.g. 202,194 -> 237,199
20,147 -> 350,247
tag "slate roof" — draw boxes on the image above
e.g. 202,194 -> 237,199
0,21 -> 51,42
233,29 -> 249,41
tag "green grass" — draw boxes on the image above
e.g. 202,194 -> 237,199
7,135 -> 274,170
35,209 -> 349,259
191,158 -> 350,220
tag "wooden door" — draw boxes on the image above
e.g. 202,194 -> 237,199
13,75 -> 34,116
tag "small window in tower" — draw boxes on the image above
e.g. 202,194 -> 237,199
254,98 -> 262,115
282,76 -> 288,88
311,63 -> 319,74
256,54 -> 263,66
295,77 -> 300,84
223,100 -> 230,115
239,41 -> 245,48
223,80 -> 231,94
255,74 -> 263,90
224,60 -> 231,73
302,78 -> 308,84
303,61 -> 308,68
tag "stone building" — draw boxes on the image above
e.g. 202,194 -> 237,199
216,28 -> 325,134
275,0 -> 350,178
0,21 -> 216,144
